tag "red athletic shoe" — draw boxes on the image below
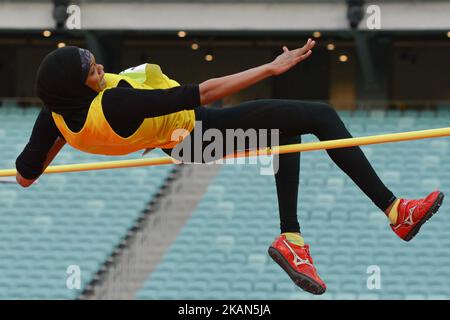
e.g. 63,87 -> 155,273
268,235 -> 326,295
391,190 -> 445,241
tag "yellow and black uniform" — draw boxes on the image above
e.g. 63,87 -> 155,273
16,64 -> 200,179
18,45 -> 398,237
52,65 -> 196,156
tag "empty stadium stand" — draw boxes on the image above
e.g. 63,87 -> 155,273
0,105 -> 175,299
137,106 -> 450,300
1,104 -> 449,299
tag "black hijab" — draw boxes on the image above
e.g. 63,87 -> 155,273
36,46 -> 98,117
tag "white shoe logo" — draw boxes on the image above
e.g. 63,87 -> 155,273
282,240 -> 312,267
404,205 -> 417,226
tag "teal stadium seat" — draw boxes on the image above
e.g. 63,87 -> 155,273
0,106 -> 174,299
135,108 -> 450,300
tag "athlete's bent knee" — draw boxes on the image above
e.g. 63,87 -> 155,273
314,103 -> 340,129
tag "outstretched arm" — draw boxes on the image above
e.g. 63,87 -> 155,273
16,137 -> 66,187
15,108 -> 65,188
102,39 -> 315,122
199,38 -> 316,105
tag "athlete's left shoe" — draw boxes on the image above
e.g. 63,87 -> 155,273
268,235 -> 326,295
391,190 -> 445,241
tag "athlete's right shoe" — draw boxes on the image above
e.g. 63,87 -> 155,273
390,190 -> 445,241
268,234 -> 326,295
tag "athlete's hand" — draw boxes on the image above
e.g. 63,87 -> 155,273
268,38 -> 316,76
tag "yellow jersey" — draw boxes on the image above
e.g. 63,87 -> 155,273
52,64 -> 196,155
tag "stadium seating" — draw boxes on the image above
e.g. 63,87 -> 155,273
0,105 -> 174,299
137,107 -> 450,300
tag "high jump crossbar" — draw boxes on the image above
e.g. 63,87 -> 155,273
0,127 -> 449,178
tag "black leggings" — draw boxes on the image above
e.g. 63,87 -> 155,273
163,99 -> 396,233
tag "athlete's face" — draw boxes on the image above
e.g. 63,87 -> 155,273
85,53 -> 106,92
